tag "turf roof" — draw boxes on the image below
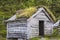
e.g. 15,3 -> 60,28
16,6 -> 56,22
16,7 -> 37,18
43,6 -> 56,22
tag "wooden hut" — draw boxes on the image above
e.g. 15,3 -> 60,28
5,6 -> 56,40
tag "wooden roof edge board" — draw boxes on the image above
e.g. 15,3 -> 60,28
5,18 -> 27,23
37,5 -> 56,22
27,7 -> 44,21
42,6 -> 56,22
42,10 -> 54,23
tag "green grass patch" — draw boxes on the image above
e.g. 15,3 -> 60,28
0,36 -> 6,40
30,36 -> 60,40
30,36 -> 40,40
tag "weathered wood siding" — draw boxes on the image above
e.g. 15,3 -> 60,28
27,10 -> 53,38
7,19 -> 27,39
27,18 -> 39,39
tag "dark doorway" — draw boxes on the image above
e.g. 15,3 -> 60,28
39,21 -> 44,36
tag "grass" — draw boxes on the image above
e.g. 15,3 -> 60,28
30,36 -> 40,40
30,36 -> 60,40
16,7 -> 37,18
0,36 -> 6,40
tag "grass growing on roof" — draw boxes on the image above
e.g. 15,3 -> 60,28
43,6 -> 56,22
16,7 -> 37,18
16,6 -> 56,22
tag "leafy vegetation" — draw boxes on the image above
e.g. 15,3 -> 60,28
0,0 -> 60,40
52,28 -> 58,37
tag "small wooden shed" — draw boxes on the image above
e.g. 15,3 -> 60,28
6,6 -> 56,40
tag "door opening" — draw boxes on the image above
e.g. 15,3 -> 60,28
39,21 -> 44,36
